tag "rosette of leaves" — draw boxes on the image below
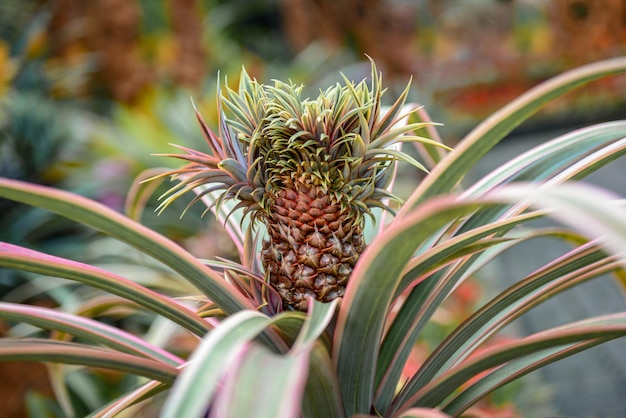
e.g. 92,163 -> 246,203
0,58 -> 625,417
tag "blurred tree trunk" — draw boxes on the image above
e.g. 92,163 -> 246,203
166,0 -> 206,87
279,0 -> 417,78
49,0 -> 152,102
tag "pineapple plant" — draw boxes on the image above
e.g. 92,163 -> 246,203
2,58 -> 626,417
156,62 -> 442,310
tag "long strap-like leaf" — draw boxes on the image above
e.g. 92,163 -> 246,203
0,338 -> 178,384
162,300 -> 336,418
0,301 -> 183,366
0,242 -> 210,337
397,313 -> 626,412
399,57 -> 626,214
334,198 -> 491,415
0,178 -> 254,317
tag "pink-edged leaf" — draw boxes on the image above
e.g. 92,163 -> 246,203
89,380 -> 168,418
407,106 -> 448,170
338,180 -> 626,415
396,313 -> 626,411
124,167 -> 170,222
385,183 -> 626,413
210,343 -> 310,418
490,183 -> 626,260
395,211 -> 543,297
0,178 -> 255,317
375,225 -> 574,412
302,342 -> 346,418
400,57 -> 626,215
195,186 -> 246,257
389,179 -> 626,411
74,294 -> 143,318
395,243 -> 619,410
192,99 -> 227,160
0,338 -> 178,384
0,242 -> 210,337
441,338 -> 606,416
48,362 -> 74,418
547,136 -> 626,184
294,299 -> 337,349
463,121 -> 626,197
396,408 -> 453,418
161,310 -> 296,418
162,300 -> 335,418
334,197 -> 493,416
0,302 -> 183,366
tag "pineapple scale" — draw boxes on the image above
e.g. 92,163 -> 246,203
261,181 -> 365,311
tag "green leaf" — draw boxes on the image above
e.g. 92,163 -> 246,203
441,339 -> 607,415
399,241 -> 617,406
375,222 -> 567,411
47,362 -> 74,418
124,167 -> 170,222
375,266 -> 467,414
0,302 -> 183,366
25,391 -> 64,418
0,338 -> 178,384
375,125 -> 626,410
302,342 -> 346,418
339,179 -> 626,416
386,183 -> 626,413
406,107 -> 448,169
0,178 -> 254,316
0,242 -> 210,337
212,344 -> 310,418
160,310 -> 275,418
293,299 -> 337,348
162,300 -> 336,418
333,198 -> 495,416
491,183 -> 626,259
400,57 -> 626,214
465,121 -> 626,196
558,137 -> 626,183
371,133 -> 625,408
88,380 -> 169,418
451,125 -> 626,255
397,408 -> 453,418
391,184 -> 626,411
192,185 -> 248,257
401,313 -> 626,410
395,211 -> 542,297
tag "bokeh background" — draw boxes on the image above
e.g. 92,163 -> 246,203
3,0 -> 626,207
1,0 -> 626,417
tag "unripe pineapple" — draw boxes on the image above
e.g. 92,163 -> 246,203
157,61 -> 441,310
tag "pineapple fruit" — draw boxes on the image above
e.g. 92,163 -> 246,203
157,61 -> 440,310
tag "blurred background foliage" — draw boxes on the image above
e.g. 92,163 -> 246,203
2,0 -> 625,196
1,0 -> 626,416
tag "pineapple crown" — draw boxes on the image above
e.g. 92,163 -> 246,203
155,60 -> 441,226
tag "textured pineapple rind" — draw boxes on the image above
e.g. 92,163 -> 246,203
261,180 -> 365,311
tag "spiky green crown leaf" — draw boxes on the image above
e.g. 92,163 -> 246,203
155,61 -> 446,224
